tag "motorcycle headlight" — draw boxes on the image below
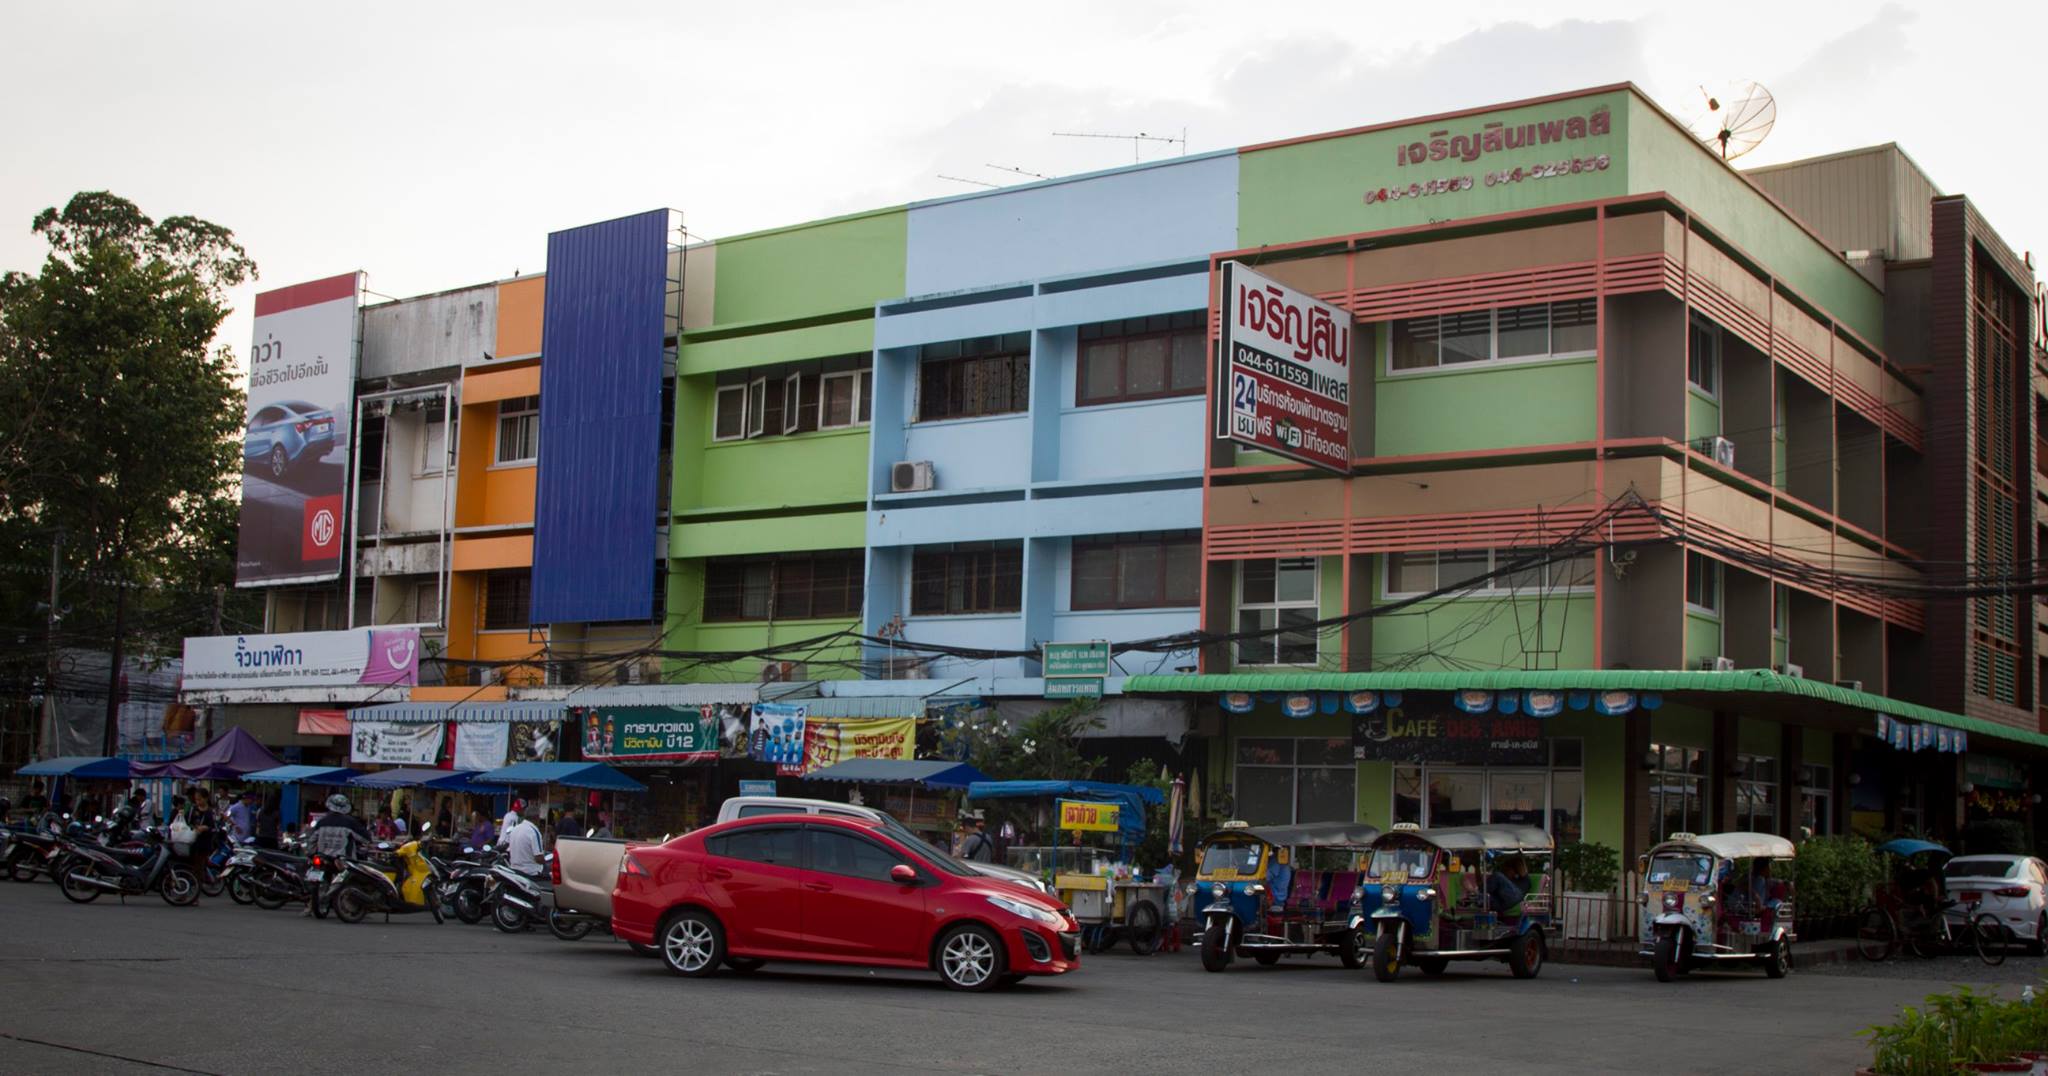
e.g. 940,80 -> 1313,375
1382,885 -> 1398,904
1211,883 -> 1226,899
987,894 -> 1064,928
1351,886 -> 1366,902
1418,887 -> 1437,902
1245,884 -> 1266,895
1662,892 -> 1680,912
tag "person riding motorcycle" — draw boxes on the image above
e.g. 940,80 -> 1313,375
303,795 -> 373,917
106,789 -> 151,841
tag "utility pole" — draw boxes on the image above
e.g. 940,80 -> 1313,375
102,524 -> 128,759
40,528 -> 62,759
212,585 -> 225,635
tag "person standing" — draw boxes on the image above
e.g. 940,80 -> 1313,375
468,810 -> 495,850
960,813 -> 995,863
226,790 -> 257,844
254,795 -> 281,850
181,788 -> 219,872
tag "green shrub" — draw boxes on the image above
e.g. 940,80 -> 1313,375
1865,978 -> 2048,1074
1556,840 -> 1620,893
1961,819 -> 2029,856
1795,835 -> 1882,919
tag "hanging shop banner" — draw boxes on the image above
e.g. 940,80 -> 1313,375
183,627 -> 419,692
236,272 -> 362,587
749,702 -> 809,767
791,717 -> 916,776
1351,698 -> 1546,765
582,707 -> 717,764
297,709 -> 351,736
1216,261 -> 1353,474
453,722 -> 510,771
350,720 -> 444,765
511,721 -> 560,763
1058,799 -> 1120,833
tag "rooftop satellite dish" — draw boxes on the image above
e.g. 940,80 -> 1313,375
1686,81 -> 1776,161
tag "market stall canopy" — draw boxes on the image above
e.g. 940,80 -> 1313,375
243,765 -> 358,785
804,759 -> 990,790
1877,838 -> 1952,859
965,780 -> 1164,843
130,728 -> 283,781
348,767 -> 503,793
473,761 -> 646,792
16,756 -> 133,779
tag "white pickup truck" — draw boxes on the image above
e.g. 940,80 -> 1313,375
552,795 -> 1051,942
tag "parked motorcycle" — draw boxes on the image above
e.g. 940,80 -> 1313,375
242,840 -> 318,911
441,845 -> 502,925
327,825 -> 445,925
3,818 -> 68,883
485,857 -> 550,934
59,826 -> 199,906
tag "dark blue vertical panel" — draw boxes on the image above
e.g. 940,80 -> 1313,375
530,209 -> 667,624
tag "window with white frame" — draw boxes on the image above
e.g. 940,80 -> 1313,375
1388,299 -> 1596,373
495,396 -> 539,465
714,358 -> 869,442
1688,316 -> 1720,396
1685,551 -> 1721,615
713,384 -> 748,441
1799,763 -> 1833,835
1648,744 -> 1709,841
1236,558 -> 1318,666
1389,741 -> 1584,841
419,418 -> 448,475
1734,754 -> 1779,833
1383,548 -> 1596,598
820,369 -> 872,429
1233,737 -> 1355,825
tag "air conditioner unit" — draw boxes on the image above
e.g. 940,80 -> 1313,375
1834,678 -> 1864,693
1699,656 -> 1737,672
891,460 -> 936,493
1692,435 -> 1735,469
880,655 -> 925,681
760,661 -> 806,684
478,666 -> 500,686
1778,662 -> 1805,679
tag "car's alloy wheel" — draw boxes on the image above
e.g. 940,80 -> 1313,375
660,912 -> 723,977
938,925 -> 1004,992
269,446 -> 288,477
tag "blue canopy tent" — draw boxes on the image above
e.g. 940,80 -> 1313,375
1877,838 -> 1952,859
804,759 -> 990,790
966,780 -> 1162,848
473,762 -> 645,792
349,768 -> 505,793
17,756 -> 133,779
245,765 -> 358,785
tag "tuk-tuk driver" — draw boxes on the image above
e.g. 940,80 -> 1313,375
1487,854 -> 1530,915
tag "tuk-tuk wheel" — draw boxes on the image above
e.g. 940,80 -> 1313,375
1338,930 -> 1366,970
1761,941 -> 1790,979
1371,928 -> 1401,982
1252,952 -> 1280,966
1200,919 -> 1232,973
1507,929 -> 1544,979
1652,929 -> 1684,982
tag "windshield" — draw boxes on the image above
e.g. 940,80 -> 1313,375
875,815 -> 976,878
1368,846 -> 1434,880
1198,842 -> 1262,877
1944,858 -> 2020,880
1648,853 -> 1712,885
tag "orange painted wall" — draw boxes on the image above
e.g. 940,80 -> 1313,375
451,534 -> 534,572
495,276 -> 545,360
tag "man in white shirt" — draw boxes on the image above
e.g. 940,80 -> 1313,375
503,807 -> 544,877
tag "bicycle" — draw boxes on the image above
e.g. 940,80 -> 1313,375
1855,897 -> 2006,966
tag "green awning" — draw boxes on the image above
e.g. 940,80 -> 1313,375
1121,668 -> 2048,752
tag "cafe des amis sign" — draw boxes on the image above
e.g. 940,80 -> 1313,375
1366,104 -> 1615,207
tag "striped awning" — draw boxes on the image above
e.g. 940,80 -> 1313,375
347,700 -> 568,725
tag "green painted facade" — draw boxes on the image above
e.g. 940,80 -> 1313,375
1686,388 -> 1721,443
1684,611 -> 1724,666
707,208 -> 908,325
1377,358 -> 1598,455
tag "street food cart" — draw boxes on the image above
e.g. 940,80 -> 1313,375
966,779 -> 1169,954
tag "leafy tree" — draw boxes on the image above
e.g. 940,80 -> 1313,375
937,700 -> 1106,845
0,192 -> 260,746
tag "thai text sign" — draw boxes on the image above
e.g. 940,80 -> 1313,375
1058,799 -> 1120,833
583,706 -> 718,764
1351,700 -> 1545,765
794,717 -> 916,776
1043,641 -> 1110,678
1218,261 -> 1352,473
237,273 -> 361,586
182,628 -> 419,691
350,720 -> 444,765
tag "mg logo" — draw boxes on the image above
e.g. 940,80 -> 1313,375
309,508 -> 336,548
301,495 -> 343,560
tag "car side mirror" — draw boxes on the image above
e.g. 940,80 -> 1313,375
890,864 -> 918,885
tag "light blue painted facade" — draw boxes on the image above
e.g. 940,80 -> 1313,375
862,155 -> 1236,684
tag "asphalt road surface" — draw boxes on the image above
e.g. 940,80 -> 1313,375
0,881 -> 2036,1075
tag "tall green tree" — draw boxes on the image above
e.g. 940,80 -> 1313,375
0,193 -> 259,727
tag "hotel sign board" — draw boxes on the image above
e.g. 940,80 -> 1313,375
1217,261 -> 1353,474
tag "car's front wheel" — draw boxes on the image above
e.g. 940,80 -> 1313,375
268,445 -> 288,478
936,924 -> 1006,992
659,910 -> 725,977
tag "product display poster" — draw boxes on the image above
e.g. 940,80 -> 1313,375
236,273 -> 362,586
749,702 -> 808,767
350,720 -> 445,765
1217,260 -> 1353,474
582,707 -> 716,764
452,722 -> 510,771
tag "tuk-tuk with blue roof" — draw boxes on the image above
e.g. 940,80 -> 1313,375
1193,820 -> 1380,971
1351,822 -> 1555,981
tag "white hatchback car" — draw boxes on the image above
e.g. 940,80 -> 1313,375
1943,854 -> 2048,954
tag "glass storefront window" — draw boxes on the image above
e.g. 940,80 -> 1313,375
1428,771 -> 1485,827
1393,766 -> 1422,825
1233,737 -> 1357,825
1550,770 -> 1583,844
1488,772 -> 1546,828
1798,763 -> 1833,835
1649,743 -> 1708,841
1735,755 -> 1778,833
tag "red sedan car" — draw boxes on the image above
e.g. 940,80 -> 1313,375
612,814 -> 1080,990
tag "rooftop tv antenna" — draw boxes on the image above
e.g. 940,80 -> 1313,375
1686,82 -> 1776,161
937,174 -> 1000,189
986,163 -> 1051,181
1052,127 -> 1187,163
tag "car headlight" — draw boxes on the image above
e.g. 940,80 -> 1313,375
1211,883 -> 1226,899
987,894 -> 1064,928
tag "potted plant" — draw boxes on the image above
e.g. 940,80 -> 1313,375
1555,840 -> 1619,941
1861,979 -> 2048,1075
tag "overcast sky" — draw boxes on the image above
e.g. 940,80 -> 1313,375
2,1 -> 2041,358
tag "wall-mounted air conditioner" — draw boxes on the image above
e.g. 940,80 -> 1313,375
1699,655 -> 1736,672
891,460 -> 936,493
1777,662 -> 1805,678
1692,435 -> 1735,469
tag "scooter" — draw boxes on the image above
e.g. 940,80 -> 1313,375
59,826 -> 199,906
239,839 -> 317,910
486,856 -> 550,934
327,824 -> 445,925
442,846 -> 503,925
